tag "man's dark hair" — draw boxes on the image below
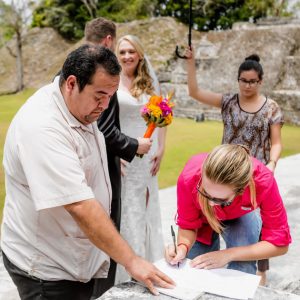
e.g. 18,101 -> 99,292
59,44 -> 121,92
85,17 -> 116,43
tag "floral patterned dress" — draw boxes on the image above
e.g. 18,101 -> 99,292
221,93 -> 284,164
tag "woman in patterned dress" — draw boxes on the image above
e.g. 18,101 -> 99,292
185,49 -> 283,285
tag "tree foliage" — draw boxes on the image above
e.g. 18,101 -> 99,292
31,0 -> 296,41
155,0 -> 292,31
96,0 -> 155,22
32,0 -> 156,41
32,0 -> 91,40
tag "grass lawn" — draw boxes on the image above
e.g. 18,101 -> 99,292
1,90 -> 300,222
159,118 -> 300,188
0,89 -> 36,222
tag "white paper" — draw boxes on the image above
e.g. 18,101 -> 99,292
154,259 -> 261,300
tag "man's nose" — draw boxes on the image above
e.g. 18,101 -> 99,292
100,96 -> 110,110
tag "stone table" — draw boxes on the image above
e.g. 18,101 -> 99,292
98,281 -> 300,300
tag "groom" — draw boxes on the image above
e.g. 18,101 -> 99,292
84,17 -> 153,297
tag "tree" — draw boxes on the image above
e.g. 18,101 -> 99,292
32,0 -> 156,41
96,0 -> 156,22
81,0 -> 98,18
0,0 -> 35,92
32,0 -> 92,41
32,0 -> 157,41
154,0 -> 205,28
154,0 -> 293,31
31,0 -> 296,42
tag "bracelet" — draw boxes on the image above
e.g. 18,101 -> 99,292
268,159 -> 277,167
177,243 -> 189,255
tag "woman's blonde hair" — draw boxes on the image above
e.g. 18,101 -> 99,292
116,35 -> 154,98
199,144 -> 256,233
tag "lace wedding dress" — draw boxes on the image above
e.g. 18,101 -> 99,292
114,89 -> 164,284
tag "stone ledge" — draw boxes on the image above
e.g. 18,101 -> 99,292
98,281 -> 300,300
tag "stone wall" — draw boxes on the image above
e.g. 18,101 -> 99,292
158,22 -> 300,125
1,17 -> 300,125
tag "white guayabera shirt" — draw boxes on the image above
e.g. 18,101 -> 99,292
1,78 -> 112,282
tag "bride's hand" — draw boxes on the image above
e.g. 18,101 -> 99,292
150,149 -> 164,176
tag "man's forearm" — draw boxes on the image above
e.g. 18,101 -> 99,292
64,199 -> 135,268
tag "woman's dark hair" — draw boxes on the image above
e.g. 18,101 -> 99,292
238,54 -> 264,80
59,44 -> 121,92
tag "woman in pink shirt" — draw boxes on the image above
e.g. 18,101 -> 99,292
165,144 -> 291,274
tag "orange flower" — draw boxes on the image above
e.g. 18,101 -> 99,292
137,92 -> 175,158
149,95 -> 162,106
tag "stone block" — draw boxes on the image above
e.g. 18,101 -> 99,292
272,90 -> 300,125
98,281 -> 300,300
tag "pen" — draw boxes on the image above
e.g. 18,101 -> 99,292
171,225 -> 180,268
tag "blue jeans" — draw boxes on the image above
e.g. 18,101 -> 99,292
187,210 -> 262,274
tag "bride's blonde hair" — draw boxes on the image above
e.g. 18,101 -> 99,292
116,35 -> 154,98
199,144 -> 256,233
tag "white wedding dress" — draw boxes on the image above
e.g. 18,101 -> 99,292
115,88 -> 164,284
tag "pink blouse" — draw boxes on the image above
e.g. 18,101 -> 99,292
176,153 -> 291,246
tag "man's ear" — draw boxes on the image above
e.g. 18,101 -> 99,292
65,75 -> 77,93
105,35 -> 113,47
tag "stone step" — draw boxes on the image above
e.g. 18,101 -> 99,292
272,90 -> 300,125
275,56 -> 300,90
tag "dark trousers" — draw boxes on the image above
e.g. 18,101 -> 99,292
257,259 -> 269,272
2,251 -> 94,300
257,231 -> 269,272
91,259 -> 117,299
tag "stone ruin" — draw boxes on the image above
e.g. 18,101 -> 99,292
159,20 -> 300,125
0,17 -> 300,125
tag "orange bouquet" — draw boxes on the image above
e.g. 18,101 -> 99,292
137,92 -> 174,157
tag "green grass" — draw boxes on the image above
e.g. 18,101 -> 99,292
158,119 -> 223,188
0,89 -> 36,222
1,90 -> 300,223
159,119 -> 300,188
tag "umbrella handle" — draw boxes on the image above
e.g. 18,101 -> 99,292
175,45 -> 188,59
175,0 -> 192,59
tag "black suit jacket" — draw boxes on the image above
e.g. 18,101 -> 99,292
97,92 -> 138,230
56,72 -> 137,229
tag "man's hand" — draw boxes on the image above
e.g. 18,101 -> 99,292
125,256 -> 175,295
136,137 -> 152,155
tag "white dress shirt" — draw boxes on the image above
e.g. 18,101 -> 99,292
1,78 -> 112,282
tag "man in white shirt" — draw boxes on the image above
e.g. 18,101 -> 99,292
1,44 -> 174,300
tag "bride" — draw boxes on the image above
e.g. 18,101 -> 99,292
115,35 -> 166,284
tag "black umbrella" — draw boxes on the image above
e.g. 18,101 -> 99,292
175,0 -> 192,59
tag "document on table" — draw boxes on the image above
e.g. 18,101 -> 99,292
154,259 -> 261,300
